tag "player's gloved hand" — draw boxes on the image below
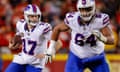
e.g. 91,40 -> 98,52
45,51 -> 55,64
8,35 -> 22,50
34,50 -> 55,64
45,40 -> 56,64
8,39 -> 21,50
92,30 -> 107,43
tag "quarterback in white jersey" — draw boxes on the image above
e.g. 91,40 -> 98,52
46,0 -> 114,72
5,4 -> 52,72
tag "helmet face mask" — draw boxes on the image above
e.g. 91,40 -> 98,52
77,0 -> 96,22
78,7 -> 93,17
27,15 -> 40,26
24,4 -> 41,26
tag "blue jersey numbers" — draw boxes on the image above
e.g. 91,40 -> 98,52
23,39 -> 37,55
75,33 -> 85,46
75,33 -> 97,47
86,34 -> 97,46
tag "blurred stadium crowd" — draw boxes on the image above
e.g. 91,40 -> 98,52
0,0 -> 120,54
0,0 -> 120,72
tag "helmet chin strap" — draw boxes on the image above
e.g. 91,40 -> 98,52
29,23 -> 37,26
81,12 -> 94,22
81,16 -> 92,22
81,14 -> 95,24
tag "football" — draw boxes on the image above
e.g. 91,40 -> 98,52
11,35 -> 22,47
13,35 -> 22,44
9,35 -> 22,50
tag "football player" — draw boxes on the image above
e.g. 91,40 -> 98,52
5,4 -> 52,72
46,0 -> 114,72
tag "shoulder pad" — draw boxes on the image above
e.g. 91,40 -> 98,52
66,12 -> 76,19
95,13 -> 102,18
43,23 -> 52,34
39,22 -> 51,27
64,12 -> 77,24
19,19 -> 25,23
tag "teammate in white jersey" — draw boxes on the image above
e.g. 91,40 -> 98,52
46,0 -> 114,72
5,4 -> 52,72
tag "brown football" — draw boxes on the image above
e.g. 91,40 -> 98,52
12,35 -> 22,45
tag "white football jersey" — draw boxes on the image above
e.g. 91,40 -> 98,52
64,12 -> 110,58
13,19 -> 52,68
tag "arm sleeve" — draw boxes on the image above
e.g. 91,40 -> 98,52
64,13 -> 74,28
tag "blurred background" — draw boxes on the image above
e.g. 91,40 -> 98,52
0,0 -> 120,72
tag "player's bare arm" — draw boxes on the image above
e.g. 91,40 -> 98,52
55,40 -> 63,51
100,25 -> 114,44
51,22 -> 70,41
92,25 -> 114,45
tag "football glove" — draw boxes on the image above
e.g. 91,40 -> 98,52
92,30 -> 107,43
45,40 -> 56,64
34,53 -> 53,64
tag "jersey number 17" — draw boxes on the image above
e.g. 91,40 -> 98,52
22,39 -> 37,55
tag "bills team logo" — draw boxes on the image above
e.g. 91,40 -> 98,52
24,5 -> 30,11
